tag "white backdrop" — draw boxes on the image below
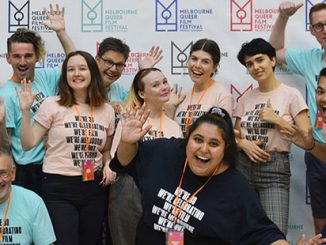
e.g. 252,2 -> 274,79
0,0 -> 322,243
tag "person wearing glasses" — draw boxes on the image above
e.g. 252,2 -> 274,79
269,1 -> 326,234
0,148 -> 56,245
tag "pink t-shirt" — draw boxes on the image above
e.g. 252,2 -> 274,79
323,123 -> 326,139
35,96 -> 115,176
111,113 -> 183,158
234,83 -> 308,152
174,80 -> 234,134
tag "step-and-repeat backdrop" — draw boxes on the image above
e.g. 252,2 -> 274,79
0,0 -> 322,243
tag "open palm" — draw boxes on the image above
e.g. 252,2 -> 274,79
15,79 -> 37,111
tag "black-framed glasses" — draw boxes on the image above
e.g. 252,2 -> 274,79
311,22 -> 326,32
100,57 -> 126,71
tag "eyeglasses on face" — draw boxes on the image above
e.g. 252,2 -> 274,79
100,57 -> 126,71
0,169 -> 12,180
312,22 -> 326,32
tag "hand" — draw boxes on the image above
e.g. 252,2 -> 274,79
165,83 -> 186,108
259,99 -> 280,124
295,233 -> 326,245
120,105 -> 151,144
15,79 -> 37,112
101,163 -> 118,186
279,1 -> 304,18
280,124 -> 314,150
0,97 -> 5,124
110,102 -> 123,114
238,138 -> 271,163
43,4 -> 66,33
138,46 -> 163,69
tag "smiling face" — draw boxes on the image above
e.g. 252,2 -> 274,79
317,76 -> 326,123
96,50 -> 126,87
66,55 -> 91,94
186,122 -> 226,177
138,70 -> 170,106
6,42 -> 38,81
0,154 -> 15,204
244,53 -> 276,82
310,9 -> 326,49
187,50 -> 217,90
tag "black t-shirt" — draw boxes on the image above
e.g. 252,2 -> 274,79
110,138 -> 285,245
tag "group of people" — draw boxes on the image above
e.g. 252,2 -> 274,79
0,1 -> 326,245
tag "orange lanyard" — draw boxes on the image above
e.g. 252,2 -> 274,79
74,105 -> 94,152
185,81 -> 213,131
0,191 -> 11,242
173,158 -> 221,226
147,112 -> 163,137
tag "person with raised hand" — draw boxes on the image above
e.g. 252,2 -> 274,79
234,38 -> 310,235
108,68 -> 183,245
110,105 -> 309,244
269,1 -> 326,234
17,51 -> 115,245
0,4 -> 74,196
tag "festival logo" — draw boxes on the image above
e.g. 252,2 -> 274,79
81,0 -> 103,32
171,41 -> 192,75
230,0 -> 253,31
155,0 -> 178,32
230,84 -> 253,102
8,0 -> 30,32
31,9 -> 51,32
35,53 -> 65,69
104,9 -> 137,32
305,0 -> 326,31
230,0 -> 278,32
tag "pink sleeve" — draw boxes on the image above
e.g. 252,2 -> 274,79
289,89 -> 308,118
34,97 -> 56,129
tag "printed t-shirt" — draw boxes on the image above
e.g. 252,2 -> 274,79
174,81 -> 233,134
0,185 -> 56,245
234,83 -> 308,152
0,68 -> 60,165
35,96 -> 115,176
235,84 -> 308,152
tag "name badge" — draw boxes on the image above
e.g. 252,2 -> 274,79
316,111 -> 323,129
82,160 -> 95,182
166,230 -> 184,245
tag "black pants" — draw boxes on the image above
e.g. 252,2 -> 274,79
42,172 -> 106,245
14,163 -> 43,196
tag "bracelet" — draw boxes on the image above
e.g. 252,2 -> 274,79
307,140 -> 316,152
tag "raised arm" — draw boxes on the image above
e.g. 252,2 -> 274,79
269,1 -> 303,64
16,80 -> 47,151
43,4 -> 76,54
0,97 -> 10,151
117,106 -> 151,166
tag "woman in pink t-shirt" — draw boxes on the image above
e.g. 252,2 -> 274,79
234,38 -> 310,235
16,51 -> 115,245
173,39 -> 234,135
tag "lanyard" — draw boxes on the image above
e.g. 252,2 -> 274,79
0,191 -> 11,242
74,105 -> 94,152
185,80 -> 213,131
147,112 -> 163,137
173,158 -> 221,226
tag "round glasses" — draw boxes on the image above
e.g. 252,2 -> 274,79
311,22 -> 326,32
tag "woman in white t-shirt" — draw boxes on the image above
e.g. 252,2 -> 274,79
108,67 -> 183,245
173,38 -> 234,135
234,38 -> 310,235
17,51 -> 115,245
